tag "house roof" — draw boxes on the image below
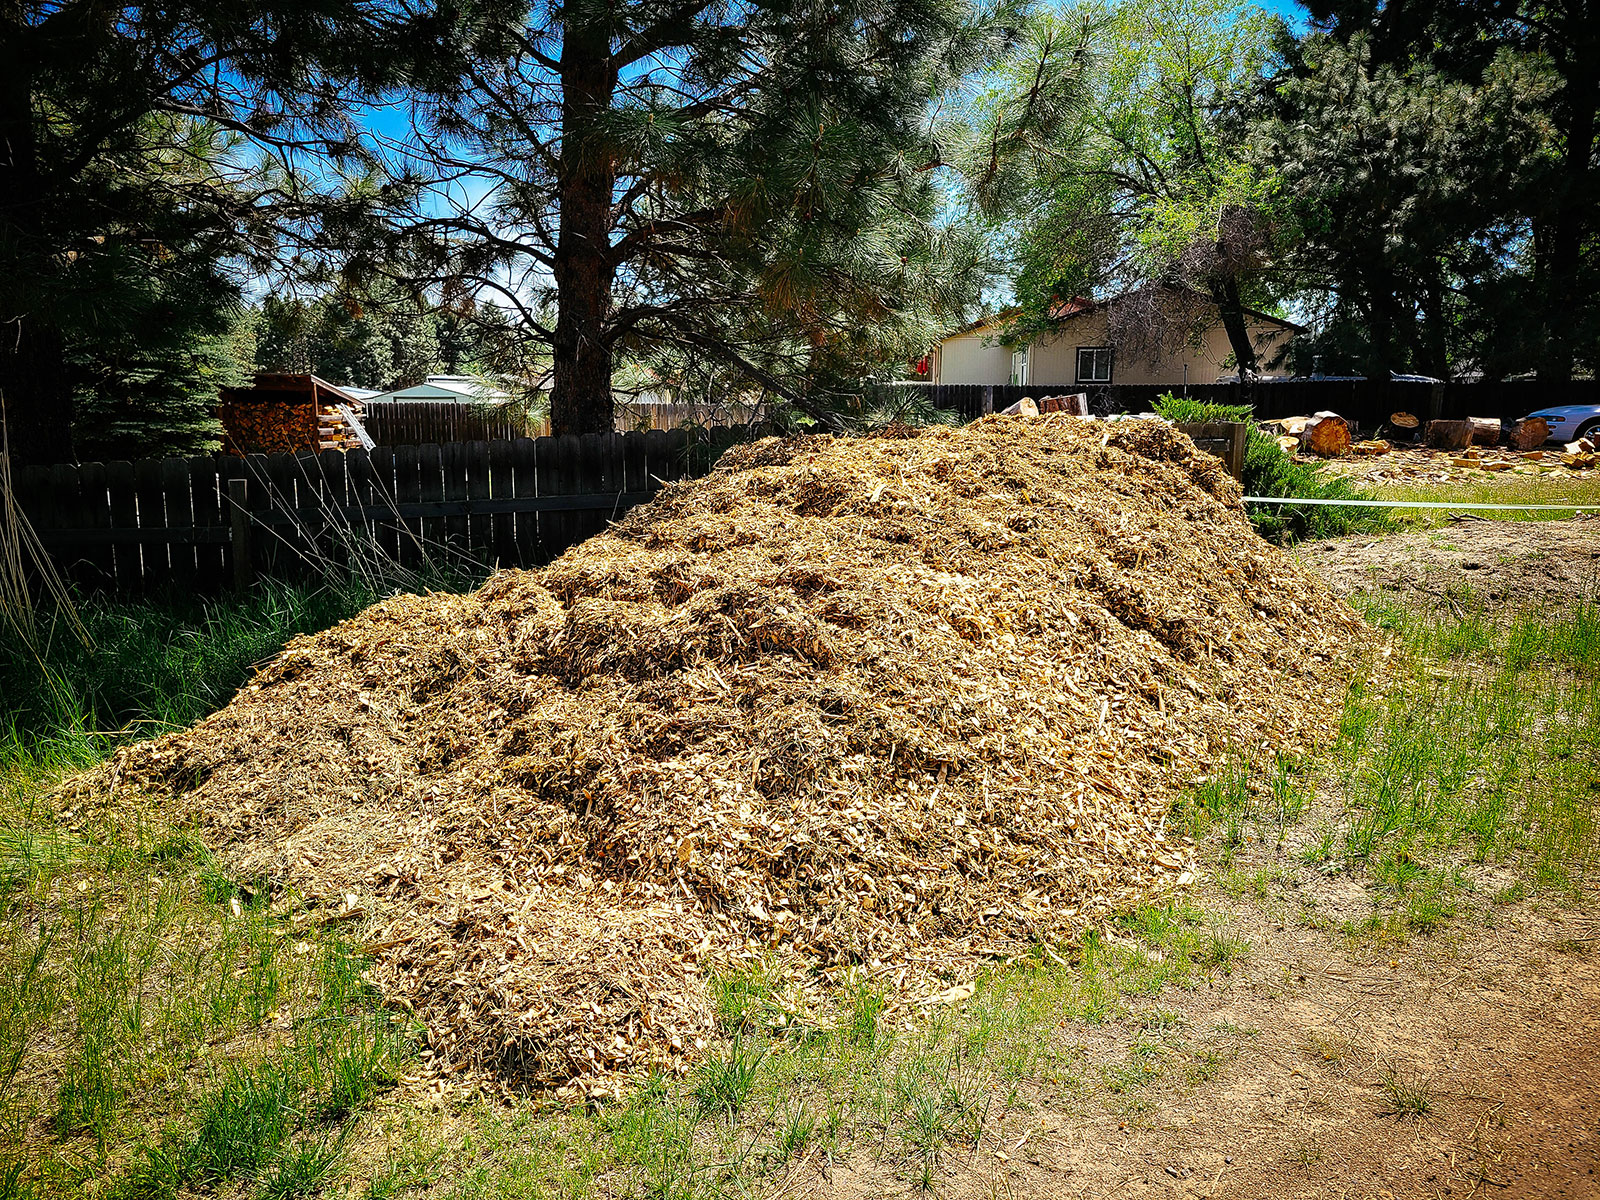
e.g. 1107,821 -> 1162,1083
366,375 -> 513,404
938,289 -> 1306,344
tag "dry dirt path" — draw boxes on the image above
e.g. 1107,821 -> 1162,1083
797,519 -> 1600,1200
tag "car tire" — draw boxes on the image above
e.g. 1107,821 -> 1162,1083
1574,418 -> 1600,441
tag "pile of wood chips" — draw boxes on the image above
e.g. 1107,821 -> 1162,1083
1319,444 -> 1596,485
66,418 -> 1364,1094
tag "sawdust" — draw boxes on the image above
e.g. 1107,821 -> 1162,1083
64,417 -> 1364,1092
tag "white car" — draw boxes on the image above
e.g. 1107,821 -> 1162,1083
1521,404 -> 1600,444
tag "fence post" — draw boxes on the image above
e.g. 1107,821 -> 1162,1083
228,477 -> 253,591
982,385 -> 994,416
1227,422 -> 1248,481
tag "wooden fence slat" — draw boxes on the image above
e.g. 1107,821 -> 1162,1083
465,440 -> 492,562
641,429 -> 669,496
103,461 -> 139,592
160,457 -> 196,591
77,462 -> 115,588
363,446 -> 399,565
416,443 -> 446,567
317,447 -> 351,572
533,435 -> 559,562
574,433 -> 607,545
190,458 -> 224,591
509,438 -> 539,565
488,439 -> 516,568
40,463 -> 81,587
133,457 -> 168,591
622,430 -> 649,509
394,444 -> 424,569
346,448 -> 378,571
441,441 -> 470,558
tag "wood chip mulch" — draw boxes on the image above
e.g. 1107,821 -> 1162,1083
64,417 -> 1366,1094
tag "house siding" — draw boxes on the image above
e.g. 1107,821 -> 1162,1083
934,309 -> 1296,387
934,329 -> 1013,385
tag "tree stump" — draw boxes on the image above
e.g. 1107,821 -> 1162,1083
1468,416 -> 1503,445
1508,417 -> 1551,450
1425,419 -> 1474,450
1307,416 -> 1352,457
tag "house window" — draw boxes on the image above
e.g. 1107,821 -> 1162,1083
1076,346 -> 1113,383
1009,346 -> 1030,386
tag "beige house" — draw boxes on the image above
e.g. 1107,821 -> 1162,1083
929,293 -> 1302,388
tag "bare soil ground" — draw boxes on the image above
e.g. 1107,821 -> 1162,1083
1299,517 -> 1600,609
792,881 -> 1600,1200
790,518 -> 1600,1200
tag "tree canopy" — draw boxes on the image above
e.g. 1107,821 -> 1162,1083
0,0 -> 1593,465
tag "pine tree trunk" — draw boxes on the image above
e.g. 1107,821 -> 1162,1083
0,24 -> 75,467
1208,275 -> 1259,377
549,38 -> 618,438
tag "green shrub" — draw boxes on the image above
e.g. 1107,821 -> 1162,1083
1153,394 -> 1391,542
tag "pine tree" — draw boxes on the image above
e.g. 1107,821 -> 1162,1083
0,0 -> 490,466
405,0 -> 1025,433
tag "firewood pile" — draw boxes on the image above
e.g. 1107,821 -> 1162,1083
219,374 -> 368,455
64,417 -> 1365,1094
221,396 -> 321,455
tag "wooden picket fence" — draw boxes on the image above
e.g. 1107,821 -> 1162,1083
360,400 -> 774,446
11,430 -> 707,594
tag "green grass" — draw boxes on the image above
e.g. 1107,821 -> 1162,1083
1376,473 -> 1600,527
0,808 -> 411,1200
0,580 -> 405,770
1188,595 -> 1599,938
0,581 -> 447,1200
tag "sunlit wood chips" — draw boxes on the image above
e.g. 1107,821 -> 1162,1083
64,417 -> 1365,1093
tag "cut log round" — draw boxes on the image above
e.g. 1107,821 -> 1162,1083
1389,412 -> 1420,430
999,397 -> 1040,417
1275,434 -> 1301,455
1425,419 -> 1474,450
1508,417 -> 1551,451
1038,393 -> 1090,416
1468,416 -> 1503,445
1307,416 -> 1352,457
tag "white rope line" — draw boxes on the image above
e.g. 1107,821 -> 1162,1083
1243,496 -> 1600,511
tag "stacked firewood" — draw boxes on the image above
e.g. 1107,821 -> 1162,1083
220,397 -> 320,455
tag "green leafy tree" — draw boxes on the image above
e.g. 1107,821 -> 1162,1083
984,0 -> 1289,375
402,0 -> 1029,434
254,283 -> 537,392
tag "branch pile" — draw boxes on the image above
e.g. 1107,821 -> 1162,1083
66,418 -> 1364,1092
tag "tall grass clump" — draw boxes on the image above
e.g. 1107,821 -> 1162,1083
0,579 -> 402,780
1152,394 -> 1391,542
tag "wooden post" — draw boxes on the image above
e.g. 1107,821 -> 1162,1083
1227,421 -> 1248,481
982,385 -> 994,416
228,477 -> 253,591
